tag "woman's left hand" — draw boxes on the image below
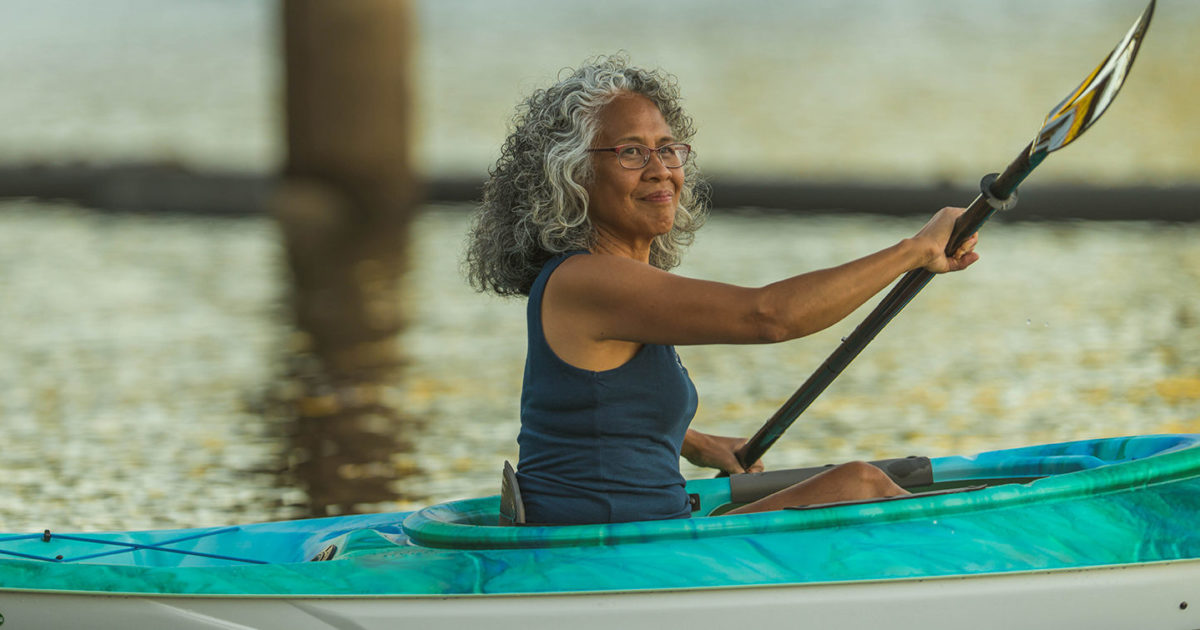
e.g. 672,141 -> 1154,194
682,429 -> 765,475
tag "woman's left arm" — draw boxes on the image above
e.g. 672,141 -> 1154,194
682,430 -> 764,474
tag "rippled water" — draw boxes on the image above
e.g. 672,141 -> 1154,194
3,200 -> 1197,532
0,203 -> 288,531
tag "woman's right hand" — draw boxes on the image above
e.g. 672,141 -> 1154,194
913,207 -> 980,274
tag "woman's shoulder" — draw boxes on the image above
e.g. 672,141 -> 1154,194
551,250 -> 642,283
528,250 -> 589,298
538,249 -> 591,278
544,252 -> 679,311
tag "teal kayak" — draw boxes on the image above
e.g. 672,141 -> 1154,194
1,434 -> 1199,628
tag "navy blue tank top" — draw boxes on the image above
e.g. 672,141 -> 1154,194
516,251 -> 698,524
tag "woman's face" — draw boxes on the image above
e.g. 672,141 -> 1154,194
584,93 -> 684,257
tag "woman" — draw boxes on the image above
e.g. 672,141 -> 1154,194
465,54 -> 978,525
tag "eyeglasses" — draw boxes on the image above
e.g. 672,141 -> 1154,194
586,143 -> 692,170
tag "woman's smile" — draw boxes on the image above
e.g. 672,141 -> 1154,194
641,189 -> 675,203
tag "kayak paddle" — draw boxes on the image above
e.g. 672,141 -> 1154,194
734,0 -> 1157,472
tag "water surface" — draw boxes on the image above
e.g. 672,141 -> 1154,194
2,201 -> 1196,531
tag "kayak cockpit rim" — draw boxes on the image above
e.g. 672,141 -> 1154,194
402,434 -> 1200,550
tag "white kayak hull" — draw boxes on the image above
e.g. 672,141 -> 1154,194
2,558 -> 1198,630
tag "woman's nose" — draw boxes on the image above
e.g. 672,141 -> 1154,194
642,153 -> 671,179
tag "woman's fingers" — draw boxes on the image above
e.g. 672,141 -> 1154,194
949,233 -> 981,270
955,233 -> 979,257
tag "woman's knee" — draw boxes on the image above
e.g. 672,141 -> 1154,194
835,460 -> 900,493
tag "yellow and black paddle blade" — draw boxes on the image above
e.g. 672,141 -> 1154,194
1032,0 -> 1155,156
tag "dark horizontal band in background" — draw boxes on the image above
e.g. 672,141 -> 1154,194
1,163 -> 1195,222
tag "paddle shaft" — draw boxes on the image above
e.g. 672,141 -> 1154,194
734,143 -> 1041,470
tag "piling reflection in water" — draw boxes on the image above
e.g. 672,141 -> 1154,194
273,352 -> 423,518
270,181 -> 421,517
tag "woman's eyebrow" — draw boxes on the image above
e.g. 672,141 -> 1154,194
611,134 -> 678,145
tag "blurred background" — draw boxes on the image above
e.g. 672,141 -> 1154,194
0,0 -> 1197,532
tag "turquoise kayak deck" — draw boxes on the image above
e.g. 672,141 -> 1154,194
1,434 -> 1199,596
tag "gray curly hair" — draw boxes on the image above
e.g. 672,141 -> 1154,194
464,54 -> 708,297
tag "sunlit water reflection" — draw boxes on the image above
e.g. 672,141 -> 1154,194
3,200 -> 1196,532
